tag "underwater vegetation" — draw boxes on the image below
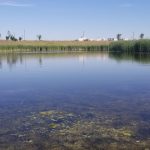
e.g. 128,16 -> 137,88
0,105 -> 150,150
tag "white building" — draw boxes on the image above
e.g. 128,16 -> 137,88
78,37 -> 89,42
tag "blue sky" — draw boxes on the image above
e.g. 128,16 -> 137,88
0,0 -> 150,40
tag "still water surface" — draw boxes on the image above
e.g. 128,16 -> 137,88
0,52 -> 150,150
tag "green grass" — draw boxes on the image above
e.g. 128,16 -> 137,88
1,40 -> 150,53
0,40 -> 109,52
110,40 -> 150,53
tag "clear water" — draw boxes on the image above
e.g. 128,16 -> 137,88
0,52 -> 150,150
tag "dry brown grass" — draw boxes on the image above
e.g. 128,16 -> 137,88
0,40 -> 110,52
0,40 -> 109,46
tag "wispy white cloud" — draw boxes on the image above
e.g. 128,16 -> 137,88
0,0 -> 33,7
120,3 -> 133,8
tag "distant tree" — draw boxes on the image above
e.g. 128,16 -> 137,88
5,31 -> 17,41
117,34 -> 122,41
37,35 -> 42,41
10,35 -> 18,41
19,37 -> 22,41
10,36 -> 14,41
6,36 -> 9,40
0,33 -> 1,38
6,31 -> 11,41
7,31 -> 11,38
140,33 -> 144,39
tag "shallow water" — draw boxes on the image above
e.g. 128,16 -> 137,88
0,52 -> 150,150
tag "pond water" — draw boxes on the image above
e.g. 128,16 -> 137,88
0,52 -> 150,150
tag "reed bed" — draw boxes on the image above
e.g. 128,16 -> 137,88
110,40 -> 150,53
0,40 -> 109,53
1,40 -> 150,53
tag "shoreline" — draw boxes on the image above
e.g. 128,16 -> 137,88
0,40 -> 150,53
0,40 -> 110,52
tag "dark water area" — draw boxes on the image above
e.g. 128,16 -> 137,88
0,52 -> 150,150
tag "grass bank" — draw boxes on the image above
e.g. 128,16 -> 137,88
0,40 -> 109,53
1,40 -> 150,53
